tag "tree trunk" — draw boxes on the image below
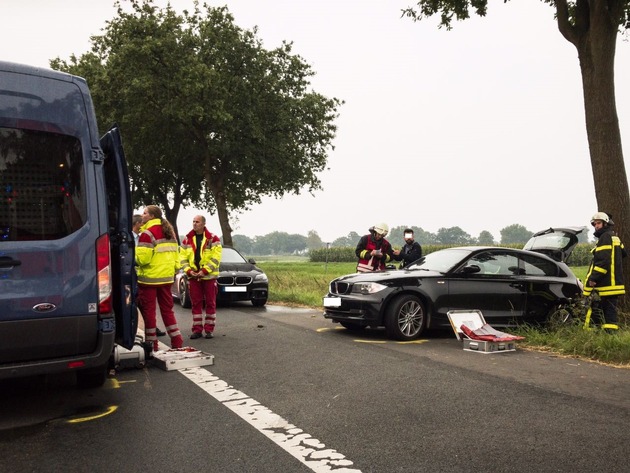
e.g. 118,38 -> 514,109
202,149 -> 233,247
215,191 -> 233,247
573,9 -> 630,306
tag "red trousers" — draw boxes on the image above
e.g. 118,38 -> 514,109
189,278 -> 218,334
138,283 -> 182,348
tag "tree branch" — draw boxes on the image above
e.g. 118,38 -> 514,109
555,0 -> 579,46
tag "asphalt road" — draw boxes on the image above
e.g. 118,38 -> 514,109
1,302 -> 629,472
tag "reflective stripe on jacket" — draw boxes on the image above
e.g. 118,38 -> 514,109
136,218 -> 180,285
583,229 -> 626,297
180,227 -> 222,280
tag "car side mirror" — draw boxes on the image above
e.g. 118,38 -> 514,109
461,264 -> 481,274
248,258 -> 256,264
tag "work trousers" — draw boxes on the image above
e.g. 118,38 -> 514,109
138,283 -> 183,348
190,278 -> 218,334
600,296 -> 618,325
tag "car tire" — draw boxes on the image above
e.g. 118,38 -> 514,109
76,364 -> 108,389
546,305 -> 574,327
251,298 -> 267,307
339,321 -> 365,332
179,278 -> 191,308
385,295 -> 426,341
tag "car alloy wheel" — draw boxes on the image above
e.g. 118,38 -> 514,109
385,295 -> 426,341
179,278 -> 191,309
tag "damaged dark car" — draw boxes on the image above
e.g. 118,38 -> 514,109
323,227 -> 585,340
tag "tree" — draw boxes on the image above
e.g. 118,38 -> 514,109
51,3 -> 207,240
332,232 -> 361,247
477,230 -> 495,245
436,226 -> 474,245
500,224 -> 532,244
403,0 -> 630,302
231,234 -> 253,253
306,230 -> 324,251
52,0 -> 341,246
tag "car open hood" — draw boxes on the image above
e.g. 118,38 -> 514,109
522,227 -> 585,263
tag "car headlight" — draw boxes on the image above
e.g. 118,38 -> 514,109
255,273 -> 268,282
351,282 -> 387,295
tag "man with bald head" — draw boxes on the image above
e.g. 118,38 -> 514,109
180,215 -> 223,339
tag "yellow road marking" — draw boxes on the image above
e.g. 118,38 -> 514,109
316,327 -> 345,332
66,405 -> 118,424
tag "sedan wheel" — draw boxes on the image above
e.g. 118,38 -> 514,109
179,278 -> 192,309
385,295 -> 426,340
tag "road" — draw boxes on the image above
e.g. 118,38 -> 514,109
1,302 -> 629,472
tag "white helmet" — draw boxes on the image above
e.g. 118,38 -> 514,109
591,212 -> 610,226
371,223 -> 389,237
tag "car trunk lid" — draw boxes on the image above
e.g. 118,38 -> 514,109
522,227 -> 585,263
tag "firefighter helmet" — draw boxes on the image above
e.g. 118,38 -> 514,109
371,223 -> 389,237
591,212 -> 610,226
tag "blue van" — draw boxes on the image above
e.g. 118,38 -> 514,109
0,61 -> 137,387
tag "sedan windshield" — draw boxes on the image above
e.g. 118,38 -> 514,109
407,248 -> 472,273
221,247 -> 247,263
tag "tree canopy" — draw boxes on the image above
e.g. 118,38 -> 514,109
52,0 -> 341,244
500,224 -> 532,244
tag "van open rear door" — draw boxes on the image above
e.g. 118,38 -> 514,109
100,125 -> 138,349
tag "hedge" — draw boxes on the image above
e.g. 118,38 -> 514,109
310,243 -> 594,267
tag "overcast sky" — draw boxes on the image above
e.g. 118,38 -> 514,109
2,0 -> 629,243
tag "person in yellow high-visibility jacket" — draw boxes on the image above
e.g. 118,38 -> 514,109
583,212 -> 627,331
136,205 -> 183,351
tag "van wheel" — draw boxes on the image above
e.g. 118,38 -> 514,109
76,364 -> 107,389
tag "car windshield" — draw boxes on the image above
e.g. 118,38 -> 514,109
221,247 -> 247,263
407,248 -> 472,273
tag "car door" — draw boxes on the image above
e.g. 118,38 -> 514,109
100,126 -> 137,349
446,250 -> 527,325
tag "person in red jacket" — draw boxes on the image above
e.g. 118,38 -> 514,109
355,223 -> 393,272
180,215 -> 223,339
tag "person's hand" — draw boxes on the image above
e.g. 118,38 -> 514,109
393,250 -> 400,256
588,280 -> 597,287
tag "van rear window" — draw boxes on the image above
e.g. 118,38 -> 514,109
0,127 -> 87,241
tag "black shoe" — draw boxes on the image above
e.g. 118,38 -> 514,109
190,332 -> 202,340
205,332 -> 214,339
156,328 -> 166,337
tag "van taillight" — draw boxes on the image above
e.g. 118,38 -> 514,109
96,234 -> 112,314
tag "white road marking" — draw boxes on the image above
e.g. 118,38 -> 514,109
178,367 -> 361,473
